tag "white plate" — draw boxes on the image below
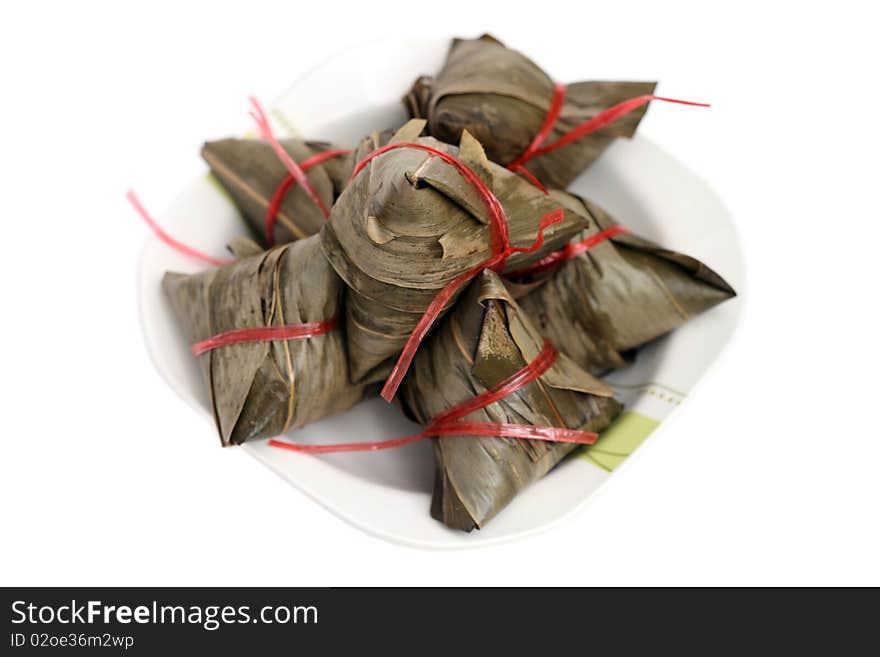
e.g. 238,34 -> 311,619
138,38 -> 744,549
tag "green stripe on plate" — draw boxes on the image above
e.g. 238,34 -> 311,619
579,411 -> 660,472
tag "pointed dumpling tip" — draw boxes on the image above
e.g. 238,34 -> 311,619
457,130 -> 494,187
389,118 -> 427,144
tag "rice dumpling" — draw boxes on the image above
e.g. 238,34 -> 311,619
405,35 -> 656,189
321,119 -> 589,385
202,138 -> 353,246
163,234 -> 365,445
515,192 -> 737,374
401,269 -> 622,531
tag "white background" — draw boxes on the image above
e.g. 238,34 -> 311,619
1,1 -> 877,586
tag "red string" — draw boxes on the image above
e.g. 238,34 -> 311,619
507,225 -> 630,278
264,148 -> 351,246
248,97 -> 330,219
351,143 -> 509,255
511,95 -> 709,168
429,421 -> 597,444
269,423 -> 597,454
562,224 -> 630,259
126,190 -> 234,267
268,340 -> 599,454
350,143 -> 566,401
510,165 -> 549,194
270,433 -> 430,454
191,318 -> 339,357
428,336 -> 558,425
510,83 -> 567,170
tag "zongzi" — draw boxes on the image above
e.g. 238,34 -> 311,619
405,35 -> 657,189
514,192 -> 737,374
321,119 -> 589,386
401,269 -> 622,531
202,137 -> 353,246
163,234 -> 365,445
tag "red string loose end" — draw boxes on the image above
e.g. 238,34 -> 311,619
527,95 -> 710,161
126,190 -> 233,267
507,86 -> 708,191
247,96 -> 330,218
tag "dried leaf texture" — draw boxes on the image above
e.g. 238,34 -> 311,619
405,35 -> 656,189
401,270 -> 622,531
202,138 -> 353,245
163,235 -> 365,445
321,121 -> 588,384
518,192 -> 736,374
